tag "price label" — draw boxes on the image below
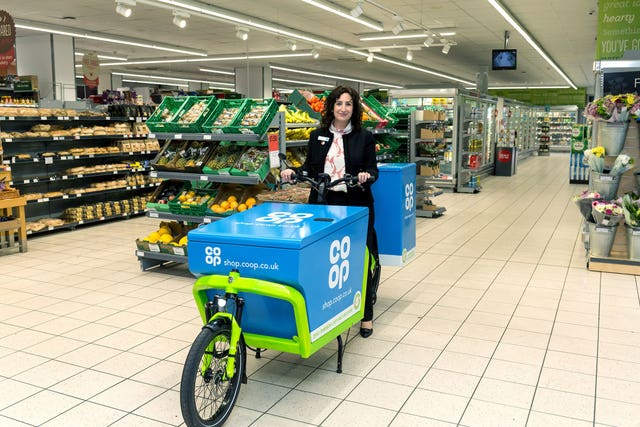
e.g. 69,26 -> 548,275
149,211 -> 159,218
203,134 -> 212,140
8,116 -> 14,121
79,220 -> 84,224
5,138 -> 12,142
136,117 -> 142,123
40,116 -> 47,120
149,133 -> 155,138
74,156 -> 80,159
45,157 -> 53,164
57,116 -> 64,121
24,179 -> 30,184
62,175 -> 68,180
88,154 -> 94,158
77,174 -> 83,178
200,175 -> 208,181
203,217 -> 212,223
48,226 -> 54,230
53,136 -> 59,141
173,247 -> 185,256
0,117 -> 5,120
50,177 -> 55,181
149,244 -> 161,252
150,171 -> 157,178
596,227 -> 613,233
175,134 -> 183,139
33,178 -> 38,183
599,175 -> 614,182
62,195 -> 69,199
106,116 -> 111,120
73,116 -> 79,120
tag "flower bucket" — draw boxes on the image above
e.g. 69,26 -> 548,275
596,121 -> 629,156
626,225 -> 640,261
635,172 -> 640,190
590,171 -> 621,200
588,222 -> 617,257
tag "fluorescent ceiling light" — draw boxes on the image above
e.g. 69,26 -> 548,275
272,77 -> 333,87
122,78 -> 188,87
75,52 -> 128,61
348,49 -> 473,85
301,0 -> 383,31
101,52 -> 312,66
487,0 -> 577,89
208,85 -> 235,90
112,71 -> 234,86
15,19 -> 207,56
597,59 -> 640,69
276,88 -> 295,94
485,85 -> 572,89
439,32 -> 456,36
361,33 -> 432,41
146,0 -> 344,49
199,68 -> 235,75
270,64 -> 403,88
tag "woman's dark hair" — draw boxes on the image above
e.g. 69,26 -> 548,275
321,85 -> 362,131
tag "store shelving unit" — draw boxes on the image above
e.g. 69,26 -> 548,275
136,111 -> 287,270
0,113 -> 158,233
535,106 -> 579,152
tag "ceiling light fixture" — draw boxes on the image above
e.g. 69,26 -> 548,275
424,37 -> 434,47
301,0 -> 383,31
487,0 -> 577,89
115,0 -> 136,18
405,49 -> 413,61
112,71 -> 234,86
100,52 -> 313,67
347,49 -> 473,85
391,16 -> 405,35
172,10 -> 189,28
122,78 -> 189,88
350,2 -> 364,18
272,77 -> 333,87
15,19 -> 207,56
75,52 -> 128,61
442,44 -> 450,54
360,32 -> 430,41
270,64 -> 403,88
236,27 -> 249,40
311,48 -> 320,59
150,0 -> 344,49
367,52 -> 374,63
287,40 -> 297,51
199,68 -> 235,75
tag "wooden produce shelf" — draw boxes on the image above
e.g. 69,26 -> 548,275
0,196 -> 27,253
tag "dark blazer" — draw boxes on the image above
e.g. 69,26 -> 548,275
299,127 -> 378,209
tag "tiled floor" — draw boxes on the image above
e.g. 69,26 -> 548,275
2,153 -> 640,426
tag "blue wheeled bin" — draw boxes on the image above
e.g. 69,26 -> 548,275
372,163 -> 417,266
187,202 -> 368,343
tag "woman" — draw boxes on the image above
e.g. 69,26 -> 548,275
281,85 -> 379,338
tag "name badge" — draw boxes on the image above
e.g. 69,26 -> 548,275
318,136 -> 330,141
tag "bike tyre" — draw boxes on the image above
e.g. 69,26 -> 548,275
180,321 -> 245,427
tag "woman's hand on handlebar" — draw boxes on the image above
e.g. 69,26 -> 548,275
357,171 -> 372,185
281,168 -> 296,183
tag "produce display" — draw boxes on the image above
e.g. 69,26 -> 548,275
212,107 -> 241,127
239,105 -> 269,127
178,100 -> 209,124
155,141 -> 183,166
235,147 -> 267,173
285,149 -> 303,168
284,127 -> 314,141
159,108 -> 174,122
279,104 -> 318,124
205,145 -> 245,171
140,221 -> 189,247
210,193 -> 257,215
178,141 -> 211,168
306,96 -> 325,113
175,188 -> 214,207
149,181 -> 183,205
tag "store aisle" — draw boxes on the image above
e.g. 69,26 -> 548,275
1,153 -> 639,427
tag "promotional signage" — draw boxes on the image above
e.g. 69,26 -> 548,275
569,124 -> 590,184
0,10 -> 16,75
82,52 -> 100,89
596,0 -> 640,60
187,203 -> 368,342
603,71 -> 640,94
497,149 -> 512,162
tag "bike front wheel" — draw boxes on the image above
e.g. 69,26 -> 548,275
180,321 -> 246,427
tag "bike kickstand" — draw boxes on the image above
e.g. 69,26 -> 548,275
336,335 -> 344,374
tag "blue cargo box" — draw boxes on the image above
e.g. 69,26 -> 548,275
188,202 -> 368,342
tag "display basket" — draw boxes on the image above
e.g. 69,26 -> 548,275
168,181 -> 218,216
151,140 -> 188,171
207,183 -> 247,217
226,98 -> 278,136
170,96 -> 218,133
289,90 -> 322,121
364,96 -> 398,128
202,143 -> 246,175
375,134 -> 401,155
146,97 -> 188,132
229,147 -> 270,181
201,99 -> 250,134
146,180 -> 185,212
360,100 -> 387,129
173,140 -> 215,173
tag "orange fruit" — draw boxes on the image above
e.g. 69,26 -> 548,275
237,204 -> 247,212
245,197 -> 256,207
230,201 -> 239,209
227,195 -> 237,203
220,201 -> 230,209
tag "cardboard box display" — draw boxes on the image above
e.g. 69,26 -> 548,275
420,164 -> 440,177
420,128 -> 445,139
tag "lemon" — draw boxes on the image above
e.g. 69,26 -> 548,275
179,236 -> 188,246
158,226 -> 172,236
147,231 -> 161,243
159,234 -> 173,244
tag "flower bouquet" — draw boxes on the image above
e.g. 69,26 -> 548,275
582,146 -> 605,173
584,93 -> 640,123
609,154 -> 634,176
621,192 -> 640,228
592,200 -> 624,226
573,190 -> 602,223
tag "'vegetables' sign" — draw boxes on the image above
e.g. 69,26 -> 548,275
0,11 -> 16,73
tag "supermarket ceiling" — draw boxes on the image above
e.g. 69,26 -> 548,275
4,0 -> 599,93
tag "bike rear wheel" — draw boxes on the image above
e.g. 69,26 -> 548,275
180,322 -> 245,427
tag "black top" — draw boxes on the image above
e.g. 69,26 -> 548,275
299,127 -> 378,210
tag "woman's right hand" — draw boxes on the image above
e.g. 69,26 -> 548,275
280,168 -> 296,182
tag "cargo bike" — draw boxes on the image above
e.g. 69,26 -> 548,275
180,165 -> 377,427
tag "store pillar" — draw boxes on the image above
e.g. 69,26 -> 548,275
234,66 -> 271,99
15,33 -> 76,102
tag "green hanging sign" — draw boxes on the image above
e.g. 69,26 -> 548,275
596,0 -> 640,60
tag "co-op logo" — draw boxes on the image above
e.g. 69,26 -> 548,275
256,212 -> 313,224
329,236 -> 350,290
205,246 -> 222,266
405,182 -> 414,211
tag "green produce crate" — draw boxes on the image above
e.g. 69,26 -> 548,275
171,96 -> 218,133
229,147 -> 270,181
168,182 -> 218,216
226,98 -> 278,135
374,134 -> 401,155
365,95 -> 399,128
289,89 -> 322,121
146,97 -> 188,132
201,99 -> 249,134
172,140 -> 215,173
146,180 -> 185,212
202,143 -> 246,175
151,140 -> 188,171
